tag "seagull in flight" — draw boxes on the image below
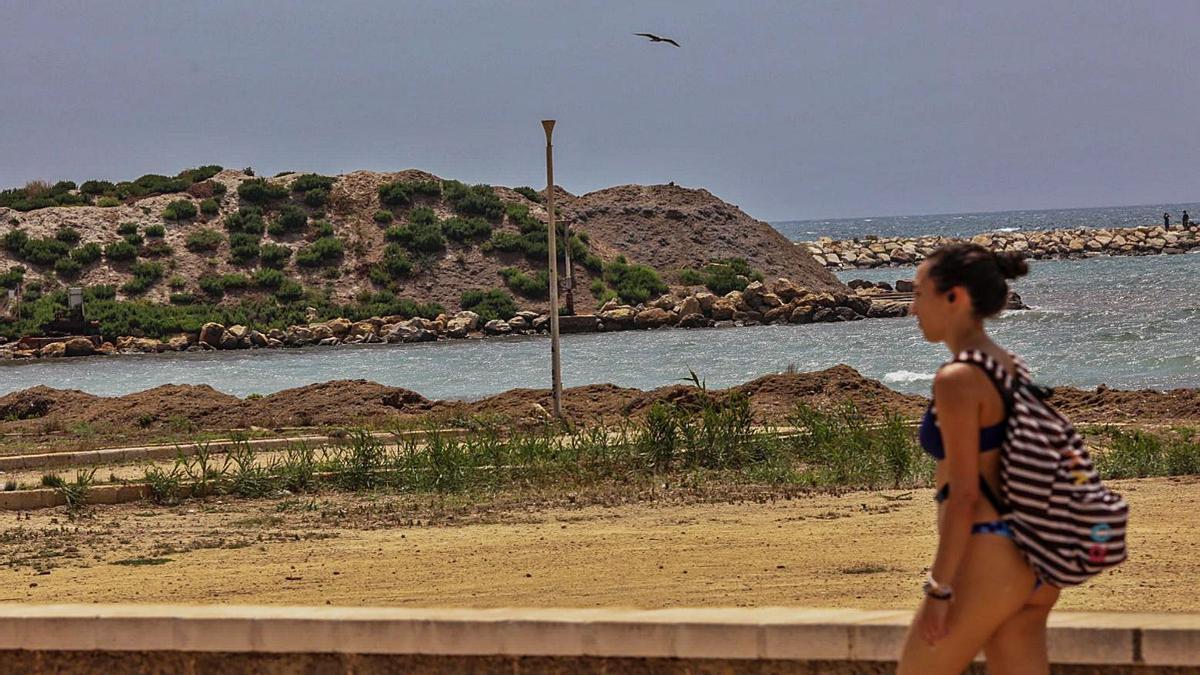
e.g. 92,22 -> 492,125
634,32 -> 680,48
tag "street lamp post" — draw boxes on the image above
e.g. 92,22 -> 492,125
542,120 -> 563,418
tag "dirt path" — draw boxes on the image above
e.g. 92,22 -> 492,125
1,476 -> 1194,612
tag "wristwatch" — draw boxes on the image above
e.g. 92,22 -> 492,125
922,575 -> 954,601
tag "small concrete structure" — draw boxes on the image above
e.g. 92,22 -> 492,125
0,605 -> 1196,673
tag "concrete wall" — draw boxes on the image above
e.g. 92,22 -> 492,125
0,605 -> 1196,674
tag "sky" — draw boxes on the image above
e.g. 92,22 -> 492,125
1,1 -> 1197,222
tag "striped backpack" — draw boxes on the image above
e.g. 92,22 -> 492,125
954,349 -> 1129,588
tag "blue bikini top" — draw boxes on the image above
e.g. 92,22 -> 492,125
918,350 -> 1016,461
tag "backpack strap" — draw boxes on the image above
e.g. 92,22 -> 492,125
948,350 -> 1016,515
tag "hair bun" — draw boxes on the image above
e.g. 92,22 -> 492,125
994,251 -> 1029,280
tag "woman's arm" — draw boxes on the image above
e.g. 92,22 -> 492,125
916,362 -> 986,643
929,362 -> 985,586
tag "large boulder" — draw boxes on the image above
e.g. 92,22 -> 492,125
167,334 -> 191,351
199,322 -> 226,348
763,305 -> 791,324
650,294 -> 676,311
247,330 -> 269,348
634,307 -> 675,329
309,324 -> 334,341
64,337 -> 94,357
694,292 -> 718,314
483,319 -> 512,336
771,278 -> 802,302
219,331 -> 241,350
325,317 -> 353,337
507,316 -> 529,331
39,342 -> 67,358
709,298 -> 736,321
867,300 -> 909,318
454,311 -> 481,331
677,312 -> 708,328
287,326 -> 314,345
349,321 -> 377,339
599,306 -> 636,328
675,295 -> 701,317
227,325 -> 249,341
789,303 -> 815,324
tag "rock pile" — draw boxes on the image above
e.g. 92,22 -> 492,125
0,279 -> 892,359
803,223 -> 1200,269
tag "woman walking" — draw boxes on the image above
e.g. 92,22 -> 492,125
897,243 -> 1059,674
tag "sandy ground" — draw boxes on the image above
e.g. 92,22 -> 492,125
0,476 -> 1194,613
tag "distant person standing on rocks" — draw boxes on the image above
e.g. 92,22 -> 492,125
1183,211 -> 1190,228
1164,212 -> 1171,227
897,244 -> 1059,674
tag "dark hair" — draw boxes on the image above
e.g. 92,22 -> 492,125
926,243 -> 1028,317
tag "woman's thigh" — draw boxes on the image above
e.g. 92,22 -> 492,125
982,584 -> 1061,675
898,535 -> 1037,675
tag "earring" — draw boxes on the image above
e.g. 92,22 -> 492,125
948,291 -> 956,303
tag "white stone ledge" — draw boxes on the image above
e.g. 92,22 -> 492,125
0,605 -> 1195,666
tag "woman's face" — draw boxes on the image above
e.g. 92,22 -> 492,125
911,261 -> 953,343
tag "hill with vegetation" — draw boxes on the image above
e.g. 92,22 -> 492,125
0,166 -> 844,340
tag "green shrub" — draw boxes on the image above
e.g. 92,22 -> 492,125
499,267 -> 549,298
169,292 -> 195,305
71,243 -> 102,265
97,196 -> 121,208
224,207 -> 265,235
603,256 -> 668,304
185,228 -> 223,252
460,288 -> 518,322
302,188 -> 328,208
144,223 -> 166,238
168,275 -> 186,289
55,227 -> 81,245
54,257 -> 82,279
384,207 -> 444,253
133,173 -> 188,194
228,233 -> 261,263
442,216 -> 491,242
121,261 -> 164,295
259,243 -> 291,268
295,237 -> 344,267
237,178 -> 288,204
199,198 -> 220,215
117,222 -> 139,236
378,179 -> 441,207
270,205 -> 308,235
104,240 -> 138,262
80,180 -> 115,195
198,275 -> 225,297
0,266 -> 26,289
2,229 -> 28,253
313,220 -> 335,237
373,210 -> 393,224
274,279 -> 304,301
176,165 -> 223,184
162,199 -> 197,220
220,273 -> 251,290
253,267 -> 286,288
290,173 -> 335,193
90,284 -> 116,300
590,279 -> 618,305
679,258 -> 765,295
514,186 -> 543,203
444,181 -> 503,219
369,244 -> 413,285
123,232 -> 145,247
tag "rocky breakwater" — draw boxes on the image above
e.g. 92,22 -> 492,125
801,222 -> 1200,269
0,280 -> 900,360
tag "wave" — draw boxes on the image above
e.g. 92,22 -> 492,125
883,370 -> 934,384
993,227 -> 1020,232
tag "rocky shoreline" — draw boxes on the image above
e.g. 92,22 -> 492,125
0,278 -> 904,360
802,222 -> 1200,269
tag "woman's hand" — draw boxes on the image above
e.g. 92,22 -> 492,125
917,596 -> 951,644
